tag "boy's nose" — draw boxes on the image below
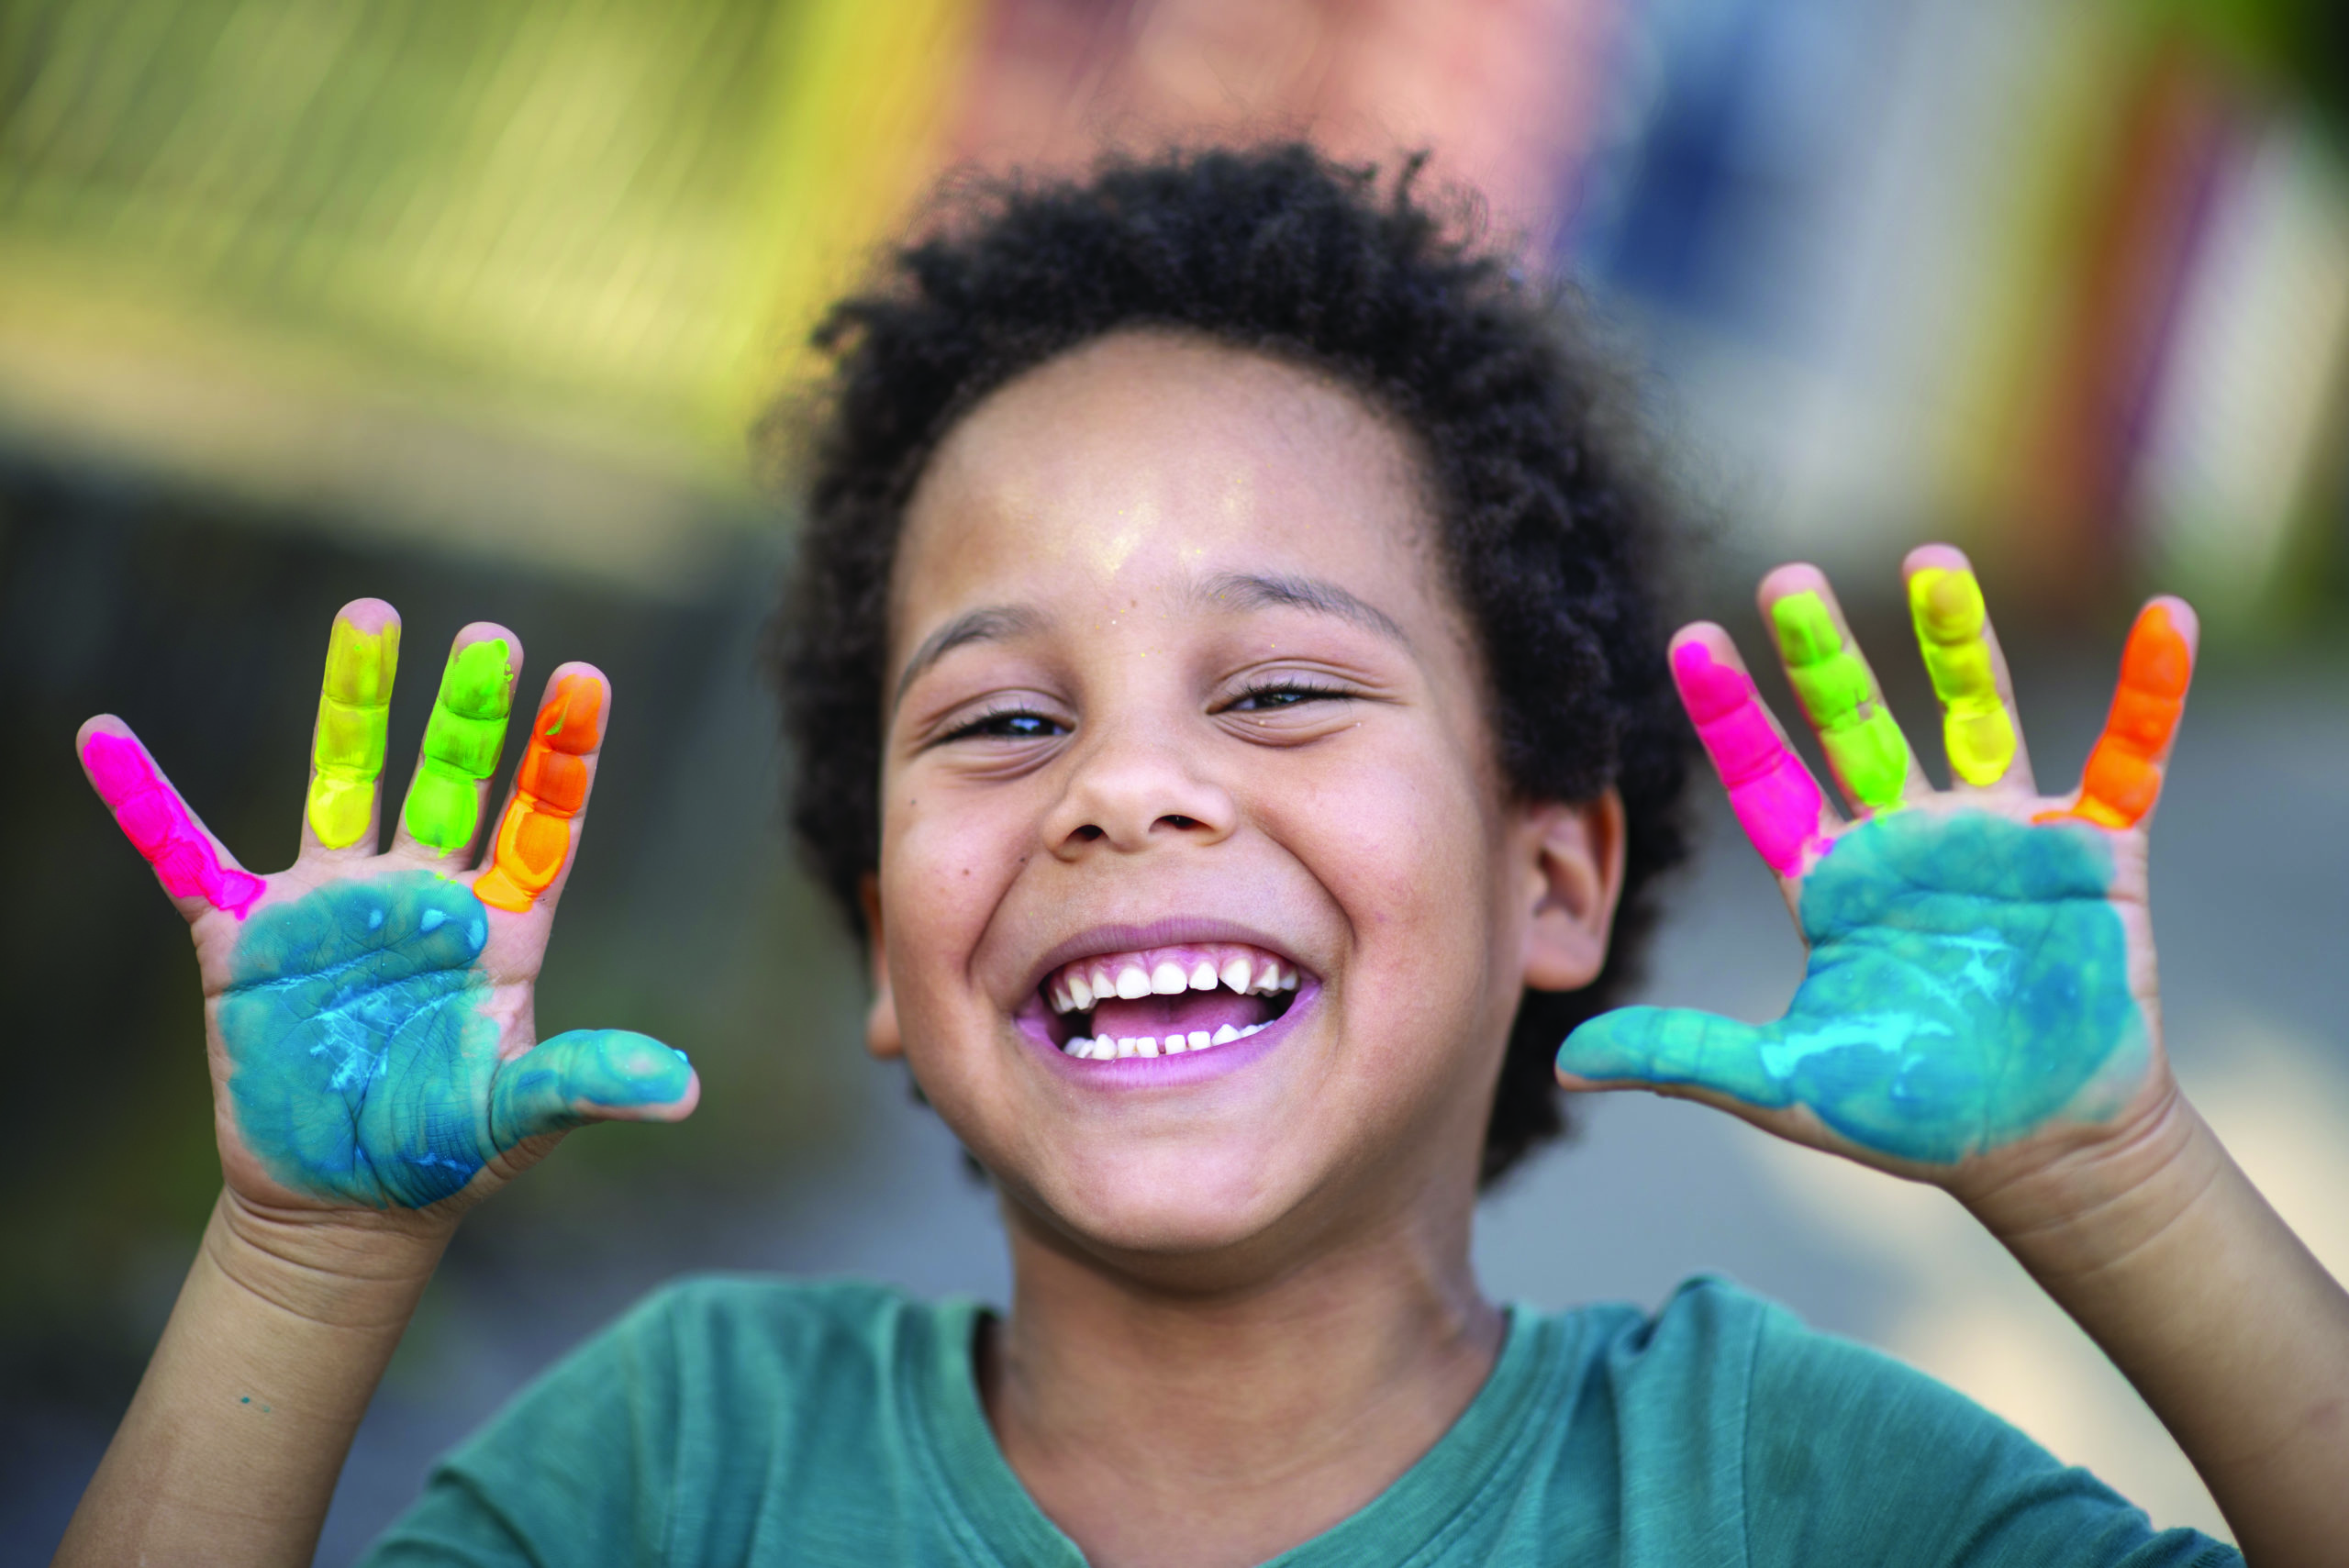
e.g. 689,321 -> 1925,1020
1043,722 -> 1236,857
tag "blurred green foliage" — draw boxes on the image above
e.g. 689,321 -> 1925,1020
2154,0 -> 2349,134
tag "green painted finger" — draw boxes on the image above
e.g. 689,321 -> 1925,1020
1770,591 -> 1910,811
488,1029 -> 694,1147
307,616 -> 400,848
1908,568 -> 2017,787
403,638 -> 515,851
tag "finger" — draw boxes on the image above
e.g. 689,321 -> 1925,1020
2043,597 -> 2198,830
1671,626 -> 1839,879
391,626 -> 521,864
1759,567 -> 1923,816
75,717 -> 267,921
301,600 -> 402,857
488,1029 -> 697,1148
1901,547 -> 2032,794
472,665 -> 607,916
1555,1006 -> 1789,1112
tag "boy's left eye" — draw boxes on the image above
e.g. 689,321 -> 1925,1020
1224,681 -> 1350,712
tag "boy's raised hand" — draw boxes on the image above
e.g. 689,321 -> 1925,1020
76,598 -> 698,1228
1557,545 -> 2192,1198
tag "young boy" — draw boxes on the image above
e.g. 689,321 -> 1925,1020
55,146 -> 2348,1566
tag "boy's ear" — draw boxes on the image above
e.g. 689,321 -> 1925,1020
1520,790 -> 1627,993
859,873 -> 905,1062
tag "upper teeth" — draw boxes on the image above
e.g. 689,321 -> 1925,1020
1044,944 -> 1299,1015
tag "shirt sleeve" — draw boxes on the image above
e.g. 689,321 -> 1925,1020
1741,1303 -> 2241,1568
353,1286 -> 686,1568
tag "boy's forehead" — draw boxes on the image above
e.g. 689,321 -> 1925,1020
895,333 -> 1435,621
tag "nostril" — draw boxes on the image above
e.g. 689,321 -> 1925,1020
1074,825 -> 1105,841
1160,815 -> 1198,829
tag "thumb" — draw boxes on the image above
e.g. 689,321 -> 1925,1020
1556,1006 -> 1793,1112
489,1029 -> 697,1149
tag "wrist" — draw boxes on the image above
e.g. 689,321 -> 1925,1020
1957,1082 -> 2219,1284
207,1188 -> 452,1333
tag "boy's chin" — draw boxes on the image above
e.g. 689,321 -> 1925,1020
1008,1150 -> 1327,1270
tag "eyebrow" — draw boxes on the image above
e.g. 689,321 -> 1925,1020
894,605 -> 1043,708
1193,571 -> 1412,648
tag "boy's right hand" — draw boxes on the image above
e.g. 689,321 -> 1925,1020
75,598 -> 697,1248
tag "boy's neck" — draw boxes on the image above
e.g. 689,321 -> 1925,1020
979,1185 -> 1503,1568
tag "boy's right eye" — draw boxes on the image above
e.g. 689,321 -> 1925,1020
943,708 -> 1067,743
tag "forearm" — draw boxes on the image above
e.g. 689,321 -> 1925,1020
55,1190 -> 450,1568
1971,1091 -> 2349,1567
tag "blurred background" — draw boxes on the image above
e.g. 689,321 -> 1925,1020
4,0 -> 2346,1557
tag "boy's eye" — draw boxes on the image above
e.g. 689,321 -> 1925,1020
1227,682 -> 1349,712
945,708 -> 1065,742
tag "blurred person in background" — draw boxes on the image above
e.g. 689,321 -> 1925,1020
47,141 -> 2349,1566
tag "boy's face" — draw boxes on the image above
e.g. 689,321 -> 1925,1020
874,331 -> 1620,1268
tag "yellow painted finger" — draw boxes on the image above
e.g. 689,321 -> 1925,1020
474,673 -> 603,913
1908,567 -> 2017,787
306,610 -> 400,848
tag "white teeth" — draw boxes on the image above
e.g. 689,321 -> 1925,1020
1062,1020 -> 1275,1062
1049,947 -> 1308,1038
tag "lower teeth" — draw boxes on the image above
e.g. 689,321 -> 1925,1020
1063,1022 -> 1264,1060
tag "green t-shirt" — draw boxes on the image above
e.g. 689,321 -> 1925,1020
361,1274 -> 2237,1566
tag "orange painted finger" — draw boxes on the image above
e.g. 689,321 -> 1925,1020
2053,602 -> 2194,829
473,672 -> 605,913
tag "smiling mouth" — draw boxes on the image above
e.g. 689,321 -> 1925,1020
1034,942 -> 1304,1060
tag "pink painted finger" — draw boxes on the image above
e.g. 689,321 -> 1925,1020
79,722 -> 265,918
1673,637 -> 1835,877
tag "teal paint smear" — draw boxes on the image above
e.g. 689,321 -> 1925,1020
219,871 -> 689,1207
1557,811 -> 2144,1164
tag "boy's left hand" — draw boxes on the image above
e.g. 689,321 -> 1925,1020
1557,544 -> 2195,1207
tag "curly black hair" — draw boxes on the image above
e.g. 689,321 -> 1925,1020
774,142 -> 1691,1188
